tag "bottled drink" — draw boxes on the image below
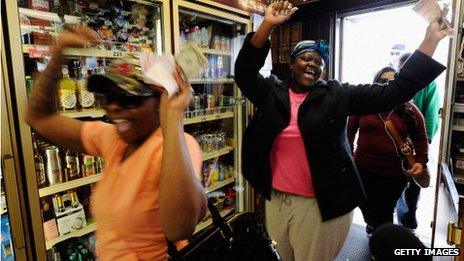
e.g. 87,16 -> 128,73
58,65 -> 78,111
41,198 -> 58,241
45,146 -> 63,185
78,67 -> 95,109
65,149 -> 80,181
34,142 -> 47,188
55,194 -> 65,213
81,155 -> 95,176
69,190 -> 79,208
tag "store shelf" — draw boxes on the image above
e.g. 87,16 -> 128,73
205,177 -> 235,193
453,125 -> 464,132
202,146 -> 234,161
454,103 -> 464,113
23,45 -> 130,59
458,77 -> 464,82
189,79 -> 235,85
60,109 -> 106,118
39,174 -> 102,198
19,7 -> 80,24
198,48 -> 231,56
184,111 -> 234,125
45,222 -> 97,250
194,208 -> 234,234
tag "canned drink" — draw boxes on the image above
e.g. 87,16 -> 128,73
82,155 -> 95,176
45,146 -> 62,185
193,95 -> 201,111
206,94 -> 215,109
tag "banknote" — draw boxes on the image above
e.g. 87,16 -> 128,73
175,42 -> 207,79
140,53 -> 178,97
413,0 -> 452,32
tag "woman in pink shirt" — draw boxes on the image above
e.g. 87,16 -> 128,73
26,27 -> 207,260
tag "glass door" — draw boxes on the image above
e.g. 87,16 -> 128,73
172,0 -> 251,234
3,0 -> 170,259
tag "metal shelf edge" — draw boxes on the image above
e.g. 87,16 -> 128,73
45,222 -> 97,250
194,208 -> 234,233
205,177 -> 235,193
39,174 -> 102,198
202,147 -> 234,161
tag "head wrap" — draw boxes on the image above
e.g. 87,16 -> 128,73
290,40 -> 329,64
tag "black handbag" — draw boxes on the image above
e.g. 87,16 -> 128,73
167,199 -> 281,261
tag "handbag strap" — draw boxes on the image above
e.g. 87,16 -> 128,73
207,199 -> 234,242
384,119 -> 415,167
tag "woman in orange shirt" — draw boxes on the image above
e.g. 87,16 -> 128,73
26,27 -> 207,260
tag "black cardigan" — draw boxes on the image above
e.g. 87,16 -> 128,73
234,33 -> 446,221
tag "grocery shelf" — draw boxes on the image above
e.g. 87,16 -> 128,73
39,174 -> 102,198
452,125 -> 464,132
198,48 -> 231,56
23,45 -> 130,59
60,109 -> 106,118
205,177 -> 235,193
202,146 -> 234,161
458,77 -> 464,81
184,111 -> 234,125
45,222 -> 97,250
454,103 -> 464,113
19,7 -> 80,24
194,208 -> 234,234
189,79 -> 235,84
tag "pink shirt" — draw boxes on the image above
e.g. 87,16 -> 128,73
81,121 -> 202,260
270,88 -> 315,197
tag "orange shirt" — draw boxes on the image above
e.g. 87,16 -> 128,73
81,121 -> 202,260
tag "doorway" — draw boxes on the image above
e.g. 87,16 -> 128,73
335,1 -> 450,248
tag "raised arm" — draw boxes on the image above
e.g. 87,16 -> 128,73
25,27 -> 100,152
234,1 -> 297,107
158,65 -> 207,242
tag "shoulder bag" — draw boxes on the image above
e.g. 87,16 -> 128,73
384,119 -> 430,188
167,199 -> 281,261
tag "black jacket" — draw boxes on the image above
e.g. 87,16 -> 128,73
234,33 -> 446,221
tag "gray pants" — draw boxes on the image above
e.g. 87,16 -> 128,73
266,190 -> 352,261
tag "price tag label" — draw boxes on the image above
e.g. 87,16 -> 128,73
28,45 -> 53,58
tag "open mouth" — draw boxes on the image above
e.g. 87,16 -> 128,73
112,119 -> 132,133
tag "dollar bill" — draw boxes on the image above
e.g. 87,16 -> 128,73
413,0 -> 452,32
175,42 -> 207,79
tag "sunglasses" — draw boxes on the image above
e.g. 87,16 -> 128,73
97,91 -> 159,109
377,78 -> 390,84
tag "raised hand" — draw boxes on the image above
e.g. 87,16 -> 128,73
159,64 -> 193,128
264,1 -> 298,27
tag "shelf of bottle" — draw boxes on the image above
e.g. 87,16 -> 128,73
198,48 -> 231,56
205,177 -> 235,194
454,103 -> 464,113
45,222 -> 97,250
202,146 -> 234,161
60,109 -> 106,118
22,45 -> 131,59
458,77 -> 464,82
60,109 -> 234,124
19,7 -> 81,24
453,125 -> 464,132
39,174 -> 102,198
194,208 -> 234,234
184,111 -> 234,125
189,78 -> 235,85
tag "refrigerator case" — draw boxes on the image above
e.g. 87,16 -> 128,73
3,0 -> 171,259
432,0 -> 464,252
172,0 -> 252,233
